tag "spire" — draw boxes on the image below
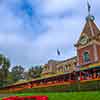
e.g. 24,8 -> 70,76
83,1 -> 97,37
75,0 -> 100,47
86,0 -> 95,21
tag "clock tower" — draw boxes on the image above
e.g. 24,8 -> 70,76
75,2 -> 100,66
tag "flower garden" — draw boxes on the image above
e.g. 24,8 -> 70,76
0,92 -> 100,100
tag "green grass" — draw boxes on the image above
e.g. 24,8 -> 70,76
0,92 -> 100,100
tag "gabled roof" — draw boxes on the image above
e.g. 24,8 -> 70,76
81,18 -> 100,37
75,16 -> 100,47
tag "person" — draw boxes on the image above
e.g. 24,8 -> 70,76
93,72 -> 96,79
78,76 -> 80,80
97,72 -> 100,78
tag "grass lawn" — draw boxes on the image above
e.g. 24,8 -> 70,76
0,91 -> 100,100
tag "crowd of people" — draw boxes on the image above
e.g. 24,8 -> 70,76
77,69 -> 100,80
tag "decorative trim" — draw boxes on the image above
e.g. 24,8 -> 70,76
77,51 -> 80,66
89,20 -> 95,36
93,44 -> 98,61
77,40 -> 100,49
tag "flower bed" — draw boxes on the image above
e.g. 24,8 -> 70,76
2,96 -> 48,100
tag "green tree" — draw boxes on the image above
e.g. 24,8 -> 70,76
11,65 -> 24,82
28,67 -> 35,79
0,54 -> 10,87
28,65 -> 43,79
2,57 -> 10,80
0,69 -> 3,86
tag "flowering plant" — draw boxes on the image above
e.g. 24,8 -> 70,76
2,96 -> 48,100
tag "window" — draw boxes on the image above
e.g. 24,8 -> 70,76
65,65 -> 68,70
83,51 -> 90,62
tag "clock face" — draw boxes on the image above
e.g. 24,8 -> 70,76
79,35 -> 88,45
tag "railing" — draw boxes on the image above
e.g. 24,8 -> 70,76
0,78 -> 100,93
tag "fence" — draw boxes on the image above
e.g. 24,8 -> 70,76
0,78 -> 100,93
9,79 -> 100,93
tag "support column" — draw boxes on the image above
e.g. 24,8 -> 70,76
80,72 -> 82,80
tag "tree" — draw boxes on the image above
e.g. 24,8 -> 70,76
28,67 -> 34,79
11,65 -> 24,82
0,69 -> 3,81
0,54 -> 10,87
7,71 -> 14,85
2,57 -> 10,80
28,65 -> 43,79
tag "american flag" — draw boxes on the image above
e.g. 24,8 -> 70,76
57,49 -> 61,56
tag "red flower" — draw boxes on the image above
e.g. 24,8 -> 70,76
2,96 -> 48,100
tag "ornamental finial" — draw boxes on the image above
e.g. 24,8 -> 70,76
86,0 -> 95,21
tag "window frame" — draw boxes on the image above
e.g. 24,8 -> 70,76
83,51 -> 90,63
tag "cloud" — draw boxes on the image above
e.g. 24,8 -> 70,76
0,0 -> 100,69
38,0 -> 78,15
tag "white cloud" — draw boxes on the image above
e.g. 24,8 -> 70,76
38,0 -> 81,15
0,0 -> 100,69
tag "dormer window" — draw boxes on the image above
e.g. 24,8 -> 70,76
83,51 -> 90,62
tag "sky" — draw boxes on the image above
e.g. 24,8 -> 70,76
0,0 -> 100,69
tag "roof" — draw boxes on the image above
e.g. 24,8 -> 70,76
46,56 -> 77,66
81,18 -> 100,37
75,16 -> 100,47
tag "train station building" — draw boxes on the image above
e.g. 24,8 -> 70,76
42,4 -> 100,77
